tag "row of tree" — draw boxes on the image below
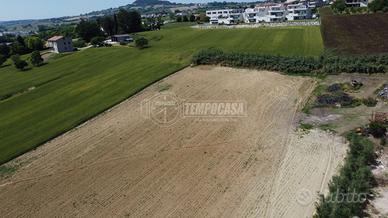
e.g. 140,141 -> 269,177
74,9 -> 143,42
192,48 -> 388,75
332,0 -> 388,13
0,35 -> 44,59
176,14 -> 210,23
0,51 -> 44,71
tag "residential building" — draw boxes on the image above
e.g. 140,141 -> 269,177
206,9 -> 244,25
243,4 -> 287,23
285,3 -> 312,21
111,34 -> 133,43
345,0 -> 368,7
47,36 -> 73,53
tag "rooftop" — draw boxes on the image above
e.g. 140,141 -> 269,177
48,36 -> 64,42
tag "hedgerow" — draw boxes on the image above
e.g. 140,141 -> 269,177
314,132 -> 377,218
192,48 -> 388,75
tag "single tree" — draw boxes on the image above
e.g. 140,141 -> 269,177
135,37 -> 148,49
30,51 -> 44,67
75,20 -> 102,42
11,55 -> 28,71
189,14 -> 196,22
0,43 -> 10,58
0,54 -> 6,67
117,9 -> 142,33
332,0 -> 347,13
101,16 -> 116,36
26,36 -> 44,51
369,121 -> 387,138
90,36 -> 106,47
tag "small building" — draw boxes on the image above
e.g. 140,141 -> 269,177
47,36 -> 74,53
111,34 -> 133,43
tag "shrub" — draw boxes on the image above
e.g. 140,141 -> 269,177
0,54 -> 6,67
73,39 -> 86,48
30,51 -> 43,67
300,123 -> 314,130
90,36 -> 105,47
380,137 -> 387,146
369,121 -> 387,138
362,97 -> 378,107
135,37 -> 148,49
327,83 -> 342,92
11,55 -> 28,71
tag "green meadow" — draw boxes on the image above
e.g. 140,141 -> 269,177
0,25 -> 323,165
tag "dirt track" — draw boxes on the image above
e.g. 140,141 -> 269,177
0,66 -> 347,217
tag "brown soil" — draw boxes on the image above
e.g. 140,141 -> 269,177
0,66 -> 347,217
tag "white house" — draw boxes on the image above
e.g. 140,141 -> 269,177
286,3 -> 312,21
243,4 -> 287,23
206,9 -> 244,25
345,0 -> 368,7
111,34 -> 133,43
206,1 -> 317,25
47,36 -> 74,53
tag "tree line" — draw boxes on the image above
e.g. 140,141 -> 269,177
192,48 -> 388,75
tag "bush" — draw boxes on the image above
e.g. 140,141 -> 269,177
0,54 -> 6,67
362,97 -> 378,107
90,36 -> 105,47
380,137 -> 387,146
135,37 -> 148,49
72,39 -> 86,48
369,121 -> 387,138
327,83 -> 342,92
30,51 -> 43,67
11,55 -> 28,71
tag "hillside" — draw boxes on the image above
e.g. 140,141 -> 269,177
133,0 -> 173,6
320,7 -> 388,55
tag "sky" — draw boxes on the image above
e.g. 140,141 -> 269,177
0,0 -> 248,21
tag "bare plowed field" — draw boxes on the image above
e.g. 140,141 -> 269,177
0,66 -> 346,217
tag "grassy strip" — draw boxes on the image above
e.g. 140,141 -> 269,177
314,132 -> 376,218
192,48 -> 388,74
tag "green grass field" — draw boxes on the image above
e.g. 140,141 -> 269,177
0,25 -> 323,165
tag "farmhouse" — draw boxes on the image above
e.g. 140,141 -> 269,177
111,34 -> 133,43
47,36 -> 74,53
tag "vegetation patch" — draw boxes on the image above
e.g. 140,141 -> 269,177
192,48 -> 388,75
320,7 -> 388,55
362,97 -> 378,107
315,132 -> 377,217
